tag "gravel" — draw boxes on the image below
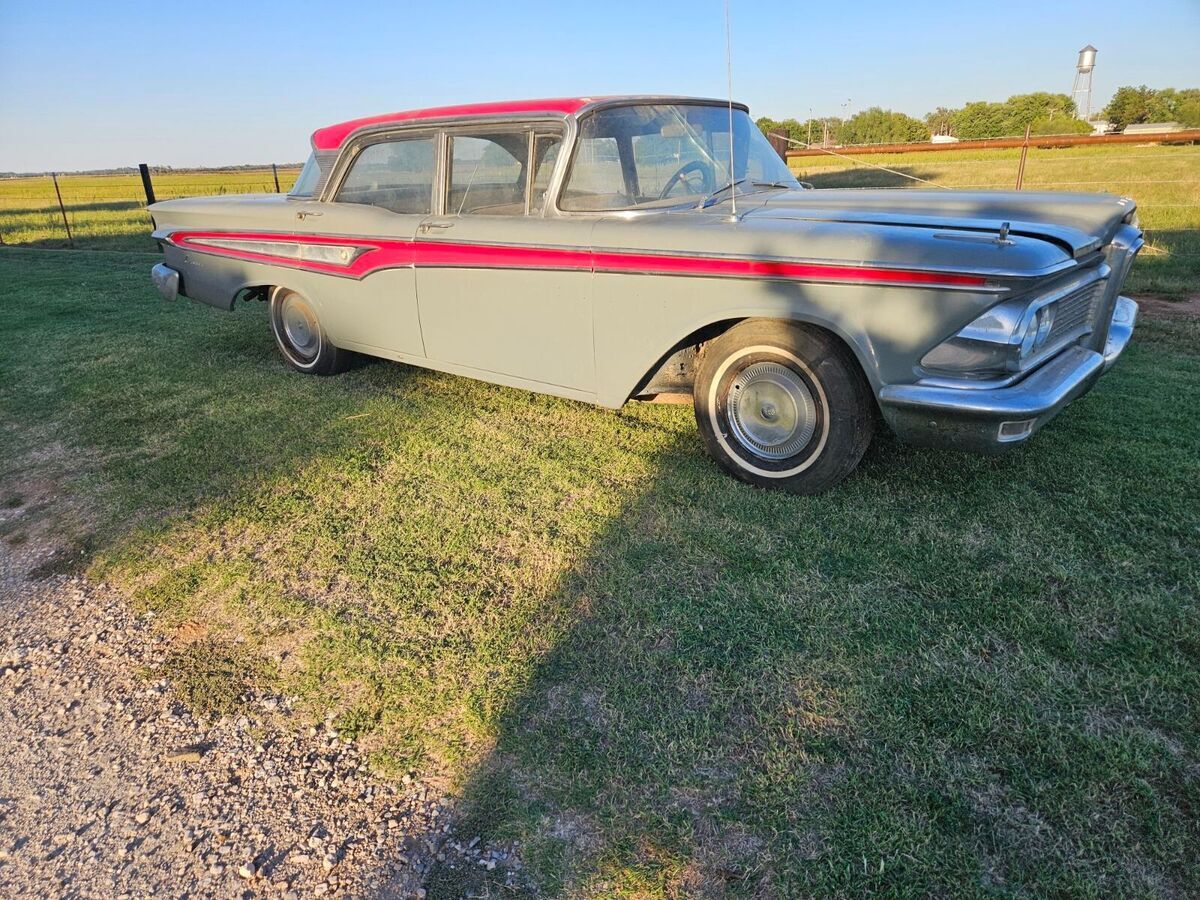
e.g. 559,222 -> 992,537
0,489 -> 524,897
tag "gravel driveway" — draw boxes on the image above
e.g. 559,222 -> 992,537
0,488 -> 512,898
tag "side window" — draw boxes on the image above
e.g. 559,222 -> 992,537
530,134 -> 563,214
336,136 -> 435,214
449,132 -> 527,216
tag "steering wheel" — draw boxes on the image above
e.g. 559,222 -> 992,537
659,159 -> 715,200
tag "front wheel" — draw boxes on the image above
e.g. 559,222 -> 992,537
268,287 -> 352,375
694,320 -> 875,494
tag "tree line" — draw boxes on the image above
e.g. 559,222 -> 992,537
758,85 -> 1199,147
1103,86 -> 1200,131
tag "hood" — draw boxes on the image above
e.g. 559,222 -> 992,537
741,189 -> 1135,258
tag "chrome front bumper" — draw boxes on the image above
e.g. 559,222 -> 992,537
879,296 -> 1138,453
151,263 -> 180,301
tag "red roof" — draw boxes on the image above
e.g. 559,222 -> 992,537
311,97 -> 595,151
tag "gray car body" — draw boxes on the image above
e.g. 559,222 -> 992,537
148,96 -> 1141,450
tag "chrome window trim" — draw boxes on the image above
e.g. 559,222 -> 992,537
324,119 -> 568,220
434,122 -> 567,219
327,128 -> 442,215
320,113 -> 571,202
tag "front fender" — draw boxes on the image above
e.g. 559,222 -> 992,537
593,272 -> 1000,408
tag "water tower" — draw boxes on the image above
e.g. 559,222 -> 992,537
1071,44 -> 1097,119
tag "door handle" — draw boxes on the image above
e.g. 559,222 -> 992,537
417,222 -> 454,234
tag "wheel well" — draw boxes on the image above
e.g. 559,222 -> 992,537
632,317 -> 871,401
235,285 -> 273,304
632,318 -> 743,399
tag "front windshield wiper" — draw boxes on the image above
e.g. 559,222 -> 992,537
699,179 -> 795,208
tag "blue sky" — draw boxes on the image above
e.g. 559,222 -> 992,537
1,0 -> 1197,172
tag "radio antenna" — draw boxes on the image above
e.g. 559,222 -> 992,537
724,0 -> 737,219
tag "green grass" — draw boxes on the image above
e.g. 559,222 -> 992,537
2,248 -> 1199,897
0,168 -> 300,250
790,142 -> 1200,299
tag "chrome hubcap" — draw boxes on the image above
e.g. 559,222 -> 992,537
280,293 -> 319,360
726,361 -> 817,460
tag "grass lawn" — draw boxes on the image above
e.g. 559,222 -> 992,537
2,247 -> 1198,897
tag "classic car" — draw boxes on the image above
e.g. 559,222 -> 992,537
148,96 -> 1141,493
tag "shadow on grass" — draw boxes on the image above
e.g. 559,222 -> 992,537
1125,228 -> 1200,299
0,199 -> 155,252
1,248 -> 1198,896
0,199 -> 149,217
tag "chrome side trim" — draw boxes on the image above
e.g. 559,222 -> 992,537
161,228 -> 1004,292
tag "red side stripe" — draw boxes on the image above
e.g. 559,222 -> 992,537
168,231 -> 987,288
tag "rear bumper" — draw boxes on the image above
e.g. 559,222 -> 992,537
879,296 -> 1137,453
151,263 -> 180,301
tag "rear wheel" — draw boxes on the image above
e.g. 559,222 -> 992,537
694,319 -> 874,494
268,287 -> 352,375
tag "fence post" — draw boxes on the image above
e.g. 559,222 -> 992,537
51,173 -> 74,248
272,163 -> 281,193
766,132 -> 789,161
1014,125 -> 1031,190
138,163 -> 156,206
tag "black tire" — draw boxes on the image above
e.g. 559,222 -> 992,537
694,319 -> 875,494
268,287 -> 352,375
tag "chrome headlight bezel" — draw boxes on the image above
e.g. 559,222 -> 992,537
920,266 -> 1108,380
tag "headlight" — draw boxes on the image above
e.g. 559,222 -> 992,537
1019,304 -> 1055,359
922,296 -> 1060,378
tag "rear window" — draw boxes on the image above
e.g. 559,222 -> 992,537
336,137 -> 437,215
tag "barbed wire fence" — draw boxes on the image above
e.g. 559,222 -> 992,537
0,164 -> 301,251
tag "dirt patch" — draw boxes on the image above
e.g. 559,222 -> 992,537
1133,294 -> 1200,320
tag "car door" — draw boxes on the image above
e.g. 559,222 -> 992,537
414,126 -> 598,396
290,131 -> 439,359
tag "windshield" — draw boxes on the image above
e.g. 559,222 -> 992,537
559,103 -> 797,211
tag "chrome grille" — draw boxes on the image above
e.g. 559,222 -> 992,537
1047,278 -> 1106,348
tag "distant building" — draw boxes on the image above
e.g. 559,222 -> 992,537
1089,120 -> 1112,135
930,134 -> 959,144
1123,122 -> 1185,135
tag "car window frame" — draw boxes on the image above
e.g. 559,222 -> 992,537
329,128 -> 441,216
438,122 -> 566,218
